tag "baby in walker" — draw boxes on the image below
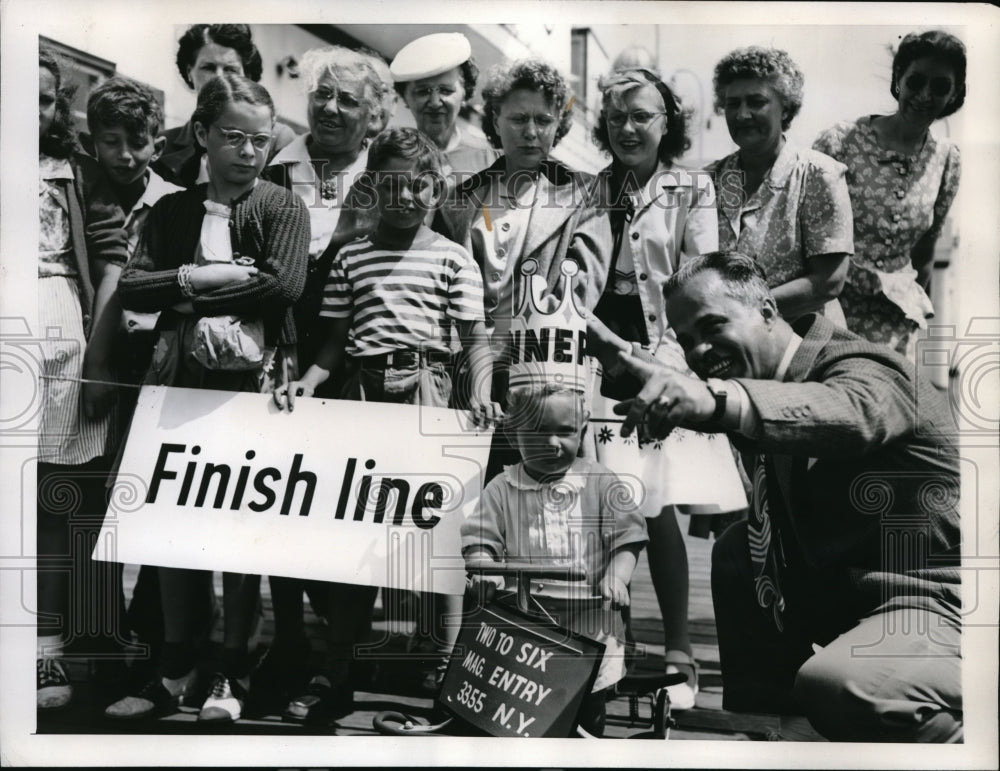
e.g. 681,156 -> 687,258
462,381 -> 648,736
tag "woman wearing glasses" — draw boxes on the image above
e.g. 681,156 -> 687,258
259,48 -> 386,725
108,73 -> 309,723
813,31 -> 965,359
711,47 -> 854,322
266,45 -> 386,383
390,32 -> 498,180
586,68 -> 747,711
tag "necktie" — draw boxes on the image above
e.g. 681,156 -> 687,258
748,454 -> 786,631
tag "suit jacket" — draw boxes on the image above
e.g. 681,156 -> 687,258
433,157 -> 612,314
733,314 -> 961,619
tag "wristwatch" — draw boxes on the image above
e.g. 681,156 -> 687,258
705,378 -> 729,422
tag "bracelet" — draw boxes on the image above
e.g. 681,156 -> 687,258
177,263 -> 196,298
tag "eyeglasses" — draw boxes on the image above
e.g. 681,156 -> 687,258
310,87 -> 364,110
904,72 -> 954,98
606,110 -> 666,128
410,84 -> 459,100
213,125 -> 273,150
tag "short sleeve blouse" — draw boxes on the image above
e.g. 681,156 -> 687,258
712,138 -> 854,288
813,116 -> 961,320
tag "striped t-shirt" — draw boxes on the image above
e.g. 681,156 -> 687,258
321,226 -> 485,356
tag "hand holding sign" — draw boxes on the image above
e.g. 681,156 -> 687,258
599,573 -> 630,609
467,393 -> 505,430
465,551 -> 506,606
273,379 -> 314,412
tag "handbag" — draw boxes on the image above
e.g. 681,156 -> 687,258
188,315 -> 266,371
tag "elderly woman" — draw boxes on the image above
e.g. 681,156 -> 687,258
260,45 -> 384,722
265,45 -> 384,375
711,47 -> 853,321
587,68 -> 746,711
390,32 -> 497,178
814,31 -> 965,359
155,24 -> 296,186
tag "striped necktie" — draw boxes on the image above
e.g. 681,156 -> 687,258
748,454 -> 786,631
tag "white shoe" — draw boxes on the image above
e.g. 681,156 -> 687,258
665,663 -> 698,711
198,673 -> 249,722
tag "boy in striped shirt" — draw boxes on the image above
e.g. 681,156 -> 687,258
275,127 -> 498,419
272,128 -> 499,721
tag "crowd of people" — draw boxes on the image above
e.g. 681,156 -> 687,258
36,23 -> 965,741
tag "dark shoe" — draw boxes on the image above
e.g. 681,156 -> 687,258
283,675 -> 353,724
37,659 -> 72,710
198,673 -> 249,723
104,668 -> 196,720
419,660 -> 448,695
248,637 -> 311,716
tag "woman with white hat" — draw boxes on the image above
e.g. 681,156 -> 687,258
391,32 -> 497,179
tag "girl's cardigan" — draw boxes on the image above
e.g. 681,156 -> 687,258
119,180 -> 310,346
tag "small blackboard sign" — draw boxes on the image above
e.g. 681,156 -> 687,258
438,600 -> 605,737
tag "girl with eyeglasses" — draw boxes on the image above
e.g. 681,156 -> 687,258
814,30 -> 965,360
108,73 -> 309,724
585,67 -> 748,712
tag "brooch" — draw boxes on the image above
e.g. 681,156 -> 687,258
320,176 -> 338,203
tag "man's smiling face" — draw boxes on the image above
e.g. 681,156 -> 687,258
666,269 -> 778,381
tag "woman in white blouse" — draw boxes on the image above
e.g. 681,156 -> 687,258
587,67 -> 747,711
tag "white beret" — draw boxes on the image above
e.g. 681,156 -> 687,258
390,33 -> 472,82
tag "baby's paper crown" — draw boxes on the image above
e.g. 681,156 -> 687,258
507,259 -> 589,392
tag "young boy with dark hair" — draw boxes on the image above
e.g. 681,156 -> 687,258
278,126 -> 497,413
87,77 -> 182,238
84,78 -> 208,713
271,126 -> 500,723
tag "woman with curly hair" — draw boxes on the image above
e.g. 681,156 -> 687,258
37,45 -> 128,710
261,44 -> 386,722
814,31 -> 965,359
437,57 -> 611,364
434,57 -> 611,486
586,67 -> 747,711
711,46 -> 853,321
155,24 -> 296,186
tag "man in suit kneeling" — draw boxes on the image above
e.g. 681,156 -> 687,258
614,250 -> 962,743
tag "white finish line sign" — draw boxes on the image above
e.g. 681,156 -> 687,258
95,386 -> 493,595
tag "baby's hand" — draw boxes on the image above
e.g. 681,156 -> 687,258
468,393 -> 504,429
599,573 -> 630,609
466,573 -> 505,606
